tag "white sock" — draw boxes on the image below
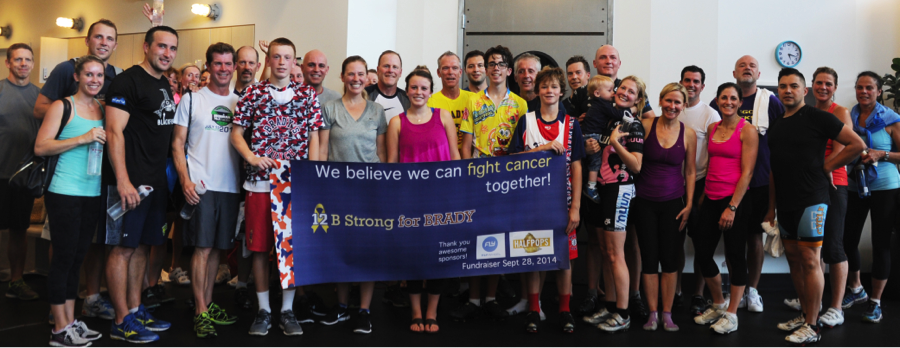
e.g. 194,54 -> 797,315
469,299 -> 481,306
86,294 -> 101,303
715,302 -> 727,309
872,299 -> 881,305
282,289 -> 296,312
485,296 -> 496,303
588,181 -> 597,189
851,286 -> 863,294
129,307 -> 139,314
257,291 -> 270,313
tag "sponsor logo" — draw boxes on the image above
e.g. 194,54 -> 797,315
614,185 -> 633,231
111,97 -> 126,105
212,105 -> 233,126
811,205 -> 826,236
476,233 -> 506,260
509,230 -> 553,257
311,204 -> 329,233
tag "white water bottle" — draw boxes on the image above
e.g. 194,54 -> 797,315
107,185 -> 154,220
87,129 -> 103,176
179,180 -> 207,220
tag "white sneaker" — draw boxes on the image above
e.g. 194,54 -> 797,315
818,307 -> 844,327
786,323 -> 820,345
539,301 -> 546,321
160,269 -> 171,283
711,312 -> 738,334
737,293 -> 747,309
171,267 -> 191,286
227,274 -> 254,288
747,287 -> 763,312
695,302 -> 728,325
215,264 -> 231,285
584,308 -> 612,325
777,314 -> 806,331
783,298 -> 802,311
506,299 -> 528,315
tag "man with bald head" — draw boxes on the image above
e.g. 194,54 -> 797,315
592,45 -> 654,119
709,55 -> 785,313
302,49 -> 341,106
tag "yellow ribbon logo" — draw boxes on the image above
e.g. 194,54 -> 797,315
312,204 -> 329,233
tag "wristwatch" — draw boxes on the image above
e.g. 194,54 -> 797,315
728,205 -> 737,212
884,152 -> 890,161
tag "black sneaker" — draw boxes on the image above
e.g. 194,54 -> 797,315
382,284 -> 410,308
449,302 -> 479,322
673,293 -> 684,309
578,296 -> 598,316
484,300 -> 509,321
319,306 -> 349,325
525,311 -> 540,333
348,286 -> 361,309
690,295 -> 711,316
353,311 -> 372,334
559,311 -> 575,333
140,287 -> 161,309
306,292 -> 328,316
152,284 -> 175,304
234,287 -> 252,310
629,293 -> 648,319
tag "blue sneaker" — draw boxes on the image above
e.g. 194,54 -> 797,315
110,313 -> 159,344
134,304 -> 171,332
862,300 -> 882,323
82,295 -> 116,320
583,186 -> 600,203
842,287 -> 868,309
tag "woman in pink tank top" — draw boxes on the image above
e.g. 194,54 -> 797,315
691,83 -> 759,334
386,68 -> 459,333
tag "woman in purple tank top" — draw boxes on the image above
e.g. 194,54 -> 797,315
386,68 -> 459,334
633,83 -> 697,331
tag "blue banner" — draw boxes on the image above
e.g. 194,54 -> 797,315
287,152 -> 570,286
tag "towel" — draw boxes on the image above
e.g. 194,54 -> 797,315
753,87 -> 773,135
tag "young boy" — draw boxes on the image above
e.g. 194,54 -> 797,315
581,75 -> 630,202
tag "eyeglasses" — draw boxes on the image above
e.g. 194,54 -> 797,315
487,62 -> 508,68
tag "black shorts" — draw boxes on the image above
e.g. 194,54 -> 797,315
598,184 -> 635,232
0,181 -> 35,231
777,204 -> 827,247
184,191 -> 240,250
102,185 -> 168,248
746,186 -> 770,233
822,185 -> 848,264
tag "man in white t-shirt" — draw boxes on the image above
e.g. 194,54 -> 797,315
365,50 -> 409,123
301,49 -> 341,106
677,65 -> 720,316
172,43 -> 243,338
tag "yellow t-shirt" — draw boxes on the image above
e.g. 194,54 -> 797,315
427,89 -> 473,150
460,89 -> 527,157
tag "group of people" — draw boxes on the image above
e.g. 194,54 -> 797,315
1,14 -> 898,348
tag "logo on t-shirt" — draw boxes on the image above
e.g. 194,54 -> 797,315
154,89 -> 177,125
111,97 -> 126,106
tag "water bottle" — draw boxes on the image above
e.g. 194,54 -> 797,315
107,185 -> 154,220
855,164 -> 871,198
87,130 -> 103,176
151,0 -> 164,26
179,180 -> 207,220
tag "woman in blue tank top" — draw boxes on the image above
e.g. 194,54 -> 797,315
33,55 -> 106,345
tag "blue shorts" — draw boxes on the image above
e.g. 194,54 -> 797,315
103,185 -> 168,248
777,204 -> 827,247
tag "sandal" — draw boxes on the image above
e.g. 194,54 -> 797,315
424,318 -> 439,334
410,318 -> 424,333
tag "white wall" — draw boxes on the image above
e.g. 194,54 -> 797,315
614,0 -> 900,273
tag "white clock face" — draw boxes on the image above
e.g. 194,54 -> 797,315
778,42 -> 801,67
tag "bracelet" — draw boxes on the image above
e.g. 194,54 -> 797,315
885,152 -> 890,162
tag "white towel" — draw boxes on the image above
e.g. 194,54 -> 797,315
753,87 -> 772,135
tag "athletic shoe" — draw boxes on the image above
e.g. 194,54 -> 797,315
207,302 -> 237,325
842,287 -> 869,309
170,267 -> 191,286
295,296 -> 317,324
151,284 -> 175,304
643,312 -> 658,331
320,306 -> 350,325
525,311 -> 540,333
82,296 -> 115,320
279,310 -> 303,336
110,313 -> 159,344
539,305 -> 546,321
578,296 -> 598,316
862,300 -> 882,323
5,278 -> 38,300
598,313 -> 631,333
449,302 -> 479,322
72,320 -> 102,341
784,298 -> 803,311
559,311 -> 575,333
695,303 -> 727,325
711,312 -> 738,334
353,311 -> 372,334
584,308 -> 612,325
818,308 -> 844,328
50,326 -> 92,347
193,312 -> 217,338
690,295 -> 711,316
382,284 -> 410,308
506,299 -> 528,316
215,265 -> 231,285
160,269 -> 171,283
777,314 -> 806,331
785,323 -> 820,345
737,292 -> 747,309
248,310 -> 271,336
227,274 -> 254,288
134,304 -> 171,332
673,293 -> 684,309
140,288 -> 160,309
584,186 -> 600,203
306,292 -> 328,316
484,300 -> 509,320
662,314 -> 679,332
630,293 -> 649,319
234,287 -> 253,309
746,288 -> 763,312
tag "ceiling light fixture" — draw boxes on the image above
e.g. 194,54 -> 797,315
191,4 -> 220,20
56,17 -> 84,31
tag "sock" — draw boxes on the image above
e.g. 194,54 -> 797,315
559,294 -> 571,313
485,296 -> 496,303
873,299 -> 881,305
469,299 -> 481,306
588,181 -> 597,189
257,290 -> 270,313
529,293 -> 540,312
587,289 -> 598,298
715,302 -> 728,309
86,294 -> 101,303
236,281 -> 248,289
630,290 -> 640,298
606,301 -> 617,312
52,322 -> 73,334
281,289 -> 296,312
851,286 -> 863,294
129,307 -> 139,314
359,308 -> 370,314
616,307 -> 630,320
662,311 -> 674,326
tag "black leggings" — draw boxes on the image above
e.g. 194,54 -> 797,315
45,192 -> 102,305
692,194 -> 751,286
633,196 -> 685,274
407,279 -> 444,295
844,188 -> 899,280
